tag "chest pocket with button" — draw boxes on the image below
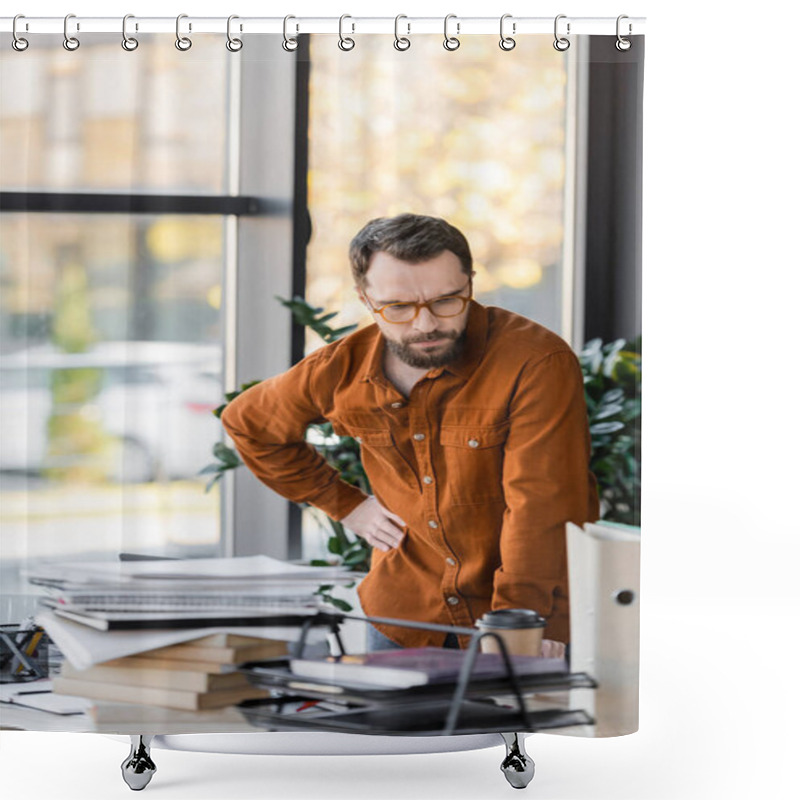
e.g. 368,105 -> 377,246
348,426 -> 418,492
439,422 -> 510,505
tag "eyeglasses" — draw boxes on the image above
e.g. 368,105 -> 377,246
364,278 -> 473,324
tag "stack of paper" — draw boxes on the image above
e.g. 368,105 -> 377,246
28,556 -> 346,669
27,556 -> 353,630
26,555 -> 353,630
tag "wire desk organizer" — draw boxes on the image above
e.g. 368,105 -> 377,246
119,610 -> 597,791
0,623 -> 48,683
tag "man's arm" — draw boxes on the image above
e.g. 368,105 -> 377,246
220,352 -> 369,522
494,349 -> 600,645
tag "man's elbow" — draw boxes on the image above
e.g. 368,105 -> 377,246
219,399 -> 242,441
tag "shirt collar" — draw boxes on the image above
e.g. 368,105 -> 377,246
359,299 -> 489,384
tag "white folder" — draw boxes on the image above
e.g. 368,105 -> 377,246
566,520 -> 640,737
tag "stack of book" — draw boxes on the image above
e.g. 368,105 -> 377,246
24,555 -> 354,715
52,633 -> 286,711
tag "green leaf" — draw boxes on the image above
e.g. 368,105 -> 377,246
327,536 -> 343,556
343,553 -> 367,568
593,402 -> 625,420
601,388 -> 625,404
197,464 -> 223,476
590,421 -> 626,435
212,442 -> 241,467
324,596 -> 354,612
203,473 -> 223,493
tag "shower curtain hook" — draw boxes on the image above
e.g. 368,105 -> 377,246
122,15 -> 139,51
12,15 -> 29,51
499,14 -> 515,51
443,14 -> 460,51
63,13 -> 80,51
226,15 -> 243,51
615,14 -> 632,51
338,15 -> 355,51
282,15 -> 299,51
175,14 -> 192,51
553,14 -> 570,51
394,15 -> 411,51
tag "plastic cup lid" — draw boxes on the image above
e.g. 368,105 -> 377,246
476,608 -> 546,629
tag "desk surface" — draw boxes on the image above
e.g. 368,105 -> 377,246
1,689 -> 582,736
1,700 -> 256,734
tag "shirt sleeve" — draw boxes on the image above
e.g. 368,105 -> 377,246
492,349 -> 600,643
220,352 -> 370,522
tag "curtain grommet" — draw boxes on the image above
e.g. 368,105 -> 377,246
122,14 -> 139,51
226,15 -> 243,52
499,14 -> 515,51
12,15 -> 29,51
175,14 -> 192,51
615,15 -> 632,51
338,14 -> 355,51
63,13 -> 80,51
282,15 -> 299,52
443,14 -> 460,51
553,14 -> 570,51
394,15 -> 411,51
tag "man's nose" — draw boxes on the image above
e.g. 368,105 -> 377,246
412,305 -> 439,332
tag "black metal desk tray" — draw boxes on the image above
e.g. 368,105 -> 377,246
238,657 -> 596,704
236,694 -> 594,736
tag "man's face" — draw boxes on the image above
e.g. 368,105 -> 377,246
356,250 -> 474,369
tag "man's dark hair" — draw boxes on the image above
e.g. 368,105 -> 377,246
349,213 -> 473,288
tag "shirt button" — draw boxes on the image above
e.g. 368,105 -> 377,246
445,557 -> 456,566
428,520 -> 439,529
391,402 -> 403,408
447,596 -> 460,606
468,439 -> 479,448
413,433 -> 426,441
423,476 -> 433,485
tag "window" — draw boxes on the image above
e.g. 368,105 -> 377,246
0,36 -> 235,617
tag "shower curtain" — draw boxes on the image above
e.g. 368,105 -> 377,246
0,14 -> 643,758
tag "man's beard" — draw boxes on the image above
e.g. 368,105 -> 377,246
385,327 -> 467,369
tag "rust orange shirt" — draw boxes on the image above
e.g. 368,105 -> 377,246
221,299 -> 599,647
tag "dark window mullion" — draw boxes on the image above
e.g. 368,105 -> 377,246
0,192 -> 290,217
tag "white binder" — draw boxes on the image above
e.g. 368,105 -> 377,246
566,520 -> 640,737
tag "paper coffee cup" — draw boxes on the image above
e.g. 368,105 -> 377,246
476,609 -> 546,656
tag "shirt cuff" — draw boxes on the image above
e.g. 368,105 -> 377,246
307,479 -> 370,522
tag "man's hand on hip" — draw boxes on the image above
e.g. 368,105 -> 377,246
340,496 -> 406,552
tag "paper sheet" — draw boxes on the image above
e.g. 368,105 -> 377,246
35,608 -> 328,670
0,680 -> 93,715
24,554 -> 354,586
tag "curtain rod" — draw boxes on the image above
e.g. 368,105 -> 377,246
1,16 -> 646,37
